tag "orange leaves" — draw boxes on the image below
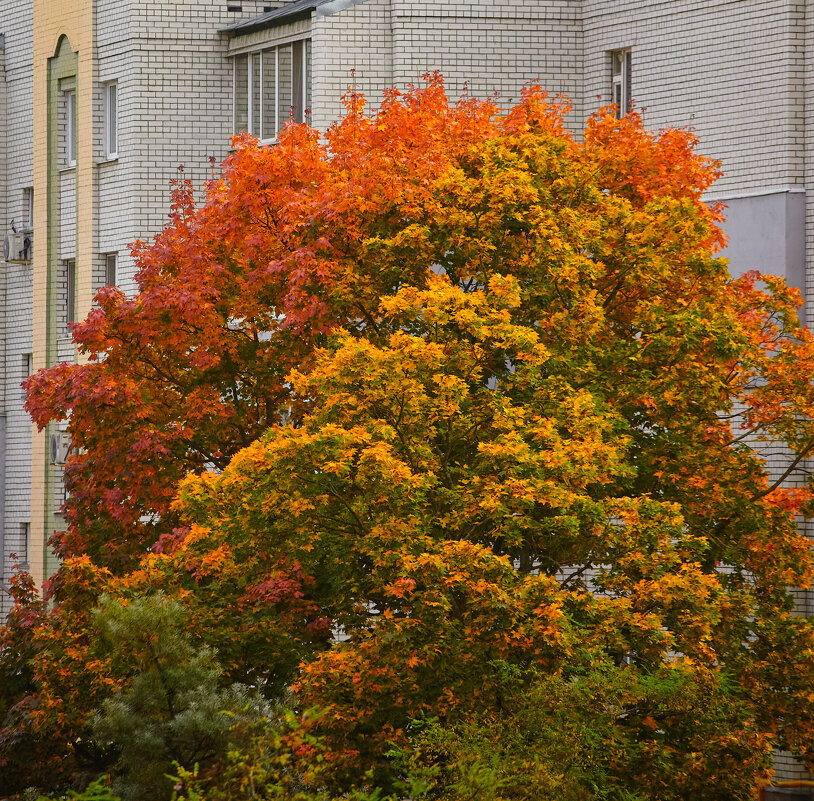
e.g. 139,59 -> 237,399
23,75 -> 745,577
14,76 -> 814,795
584,109 -> 722,228
385,576 -> 416,599
765,486 -> 812,516
293,541 -> 573,776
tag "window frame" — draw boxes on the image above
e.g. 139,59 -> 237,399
66,258 -> 76,324
20,352 -> 32,401
232,38 -> 311,143
105,252 -> 117,287
22,187 -> 33,231
65,89 -> 77,167
104,81 -> 118,160
611,48 -> 632,118
20,522 -> 30,571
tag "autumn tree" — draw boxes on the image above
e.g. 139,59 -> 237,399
9,77 -> 814,798
160,273 -> 812,798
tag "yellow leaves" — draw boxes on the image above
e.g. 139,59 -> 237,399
281,495 -> 316,516
487,273 -> 522,307
356,439 -> 417,486
634,563 -> 718,608
430,372 -> 468,414
533,600 -> 567,640
377,272 -> 550,362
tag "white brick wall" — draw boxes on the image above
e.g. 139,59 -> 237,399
95,0 -> 258,296
583,0 -> 805,196
0,0 -> 33,613
390,1 -> 582,119
308,0 -> 583,130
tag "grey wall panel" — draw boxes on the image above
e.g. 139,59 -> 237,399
716,190 -> 806,324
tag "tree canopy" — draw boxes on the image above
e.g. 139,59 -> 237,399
6,77 -> 814,800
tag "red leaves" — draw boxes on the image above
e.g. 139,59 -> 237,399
239,564 -> 310,606
15,76 -> 814,795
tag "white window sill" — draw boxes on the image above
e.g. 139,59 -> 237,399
229,137 -> 278,153
97,156 -> 119,166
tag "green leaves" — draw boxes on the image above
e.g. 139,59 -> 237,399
91,595 -> 259,801
10,77 -> 814,799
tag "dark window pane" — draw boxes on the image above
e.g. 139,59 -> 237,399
292,39 -> 304,124
305,38 -> 312,123
262,48 -> 277,140
251,52 -> 261,134
234,55 -> 248,133
278,44 -> 292,131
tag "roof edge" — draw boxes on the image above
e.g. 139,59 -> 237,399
220,1 -> 322,36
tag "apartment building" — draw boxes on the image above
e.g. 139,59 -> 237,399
0,0 -> 809,782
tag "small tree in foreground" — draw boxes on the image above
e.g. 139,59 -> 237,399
8,77 -> 814,799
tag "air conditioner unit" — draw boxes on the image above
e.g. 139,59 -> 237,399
49,431 -> 72,465
4,231 -> 32,263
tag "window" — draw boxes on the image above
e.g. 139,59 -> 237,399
22,188 -> 33,231
66,259 -> 76,323
65,90 -> 77,166
20,523 -> 30,571
21,353 -> 32,401
105,253 -> 117,286
611,49 -> 632,118
233,39 -> 312,141
104,82 -> 118,159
